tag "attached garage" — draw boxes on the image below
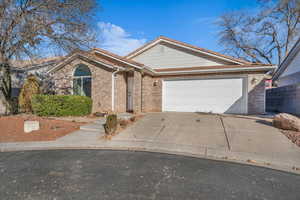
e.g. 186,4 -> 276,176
162,77 -> 248,114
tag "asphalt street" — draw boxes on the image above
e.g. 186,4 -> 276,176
0,150 -> 299,200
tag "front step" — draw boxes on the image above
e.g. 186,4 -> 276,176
80,123 -> 104,132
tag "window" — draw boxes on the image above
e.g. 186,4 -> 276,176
73,64 -> 92,97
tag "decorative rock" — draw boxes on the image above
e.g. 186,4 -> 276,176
93,112 -> 107,117
117,113 -> 134,121
273,113 -> 300,131
24,121 -> 40,133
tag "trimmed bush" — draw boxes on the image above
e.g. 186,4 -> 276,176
104,114 -> 118,135
32,95 -> 92,117
19,75 -> 40,113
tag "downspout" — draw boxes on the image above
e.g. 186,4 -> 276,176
111,68 -> 120,112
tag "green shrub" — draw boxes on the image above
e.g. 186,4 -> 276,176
32,95 -> 92,117
104,114 -> 118,135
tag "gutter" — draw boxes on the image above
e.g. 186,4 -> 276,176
154,66 -> 276,76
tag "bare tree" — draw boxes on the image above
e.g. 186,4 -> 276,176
0,0 -> 98,113
217,0 -> 300,65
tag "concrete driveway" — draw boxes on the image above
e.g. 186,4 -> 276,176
114,112 -> 228,150
112,112 -> 300,166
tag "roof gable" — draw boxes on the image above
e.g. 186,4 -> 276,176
126,36 -> 251,65
131,42 -> 237,69
273,37 -> 300,81
48,51 -> 117,73
48,48 -> 153,74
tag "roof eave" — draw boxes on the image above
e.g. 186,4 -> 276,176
273,37 -> 300,81
48,53 -> 116,74
155,66 -> 276,76
92,49 -> 144,70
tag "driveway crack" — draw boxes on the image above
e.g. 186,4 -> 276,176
153,124 -> 166,140
218,115 -> 231,151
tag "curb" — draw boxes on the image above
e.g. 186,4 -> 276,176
1,141 -> 300,175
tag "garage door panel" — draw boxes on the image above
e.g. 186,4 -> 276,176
162,78 -> 247,114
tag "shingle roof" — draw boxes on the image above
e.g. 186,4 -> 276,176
11,56 -> 64,71
92,48 -> 145,68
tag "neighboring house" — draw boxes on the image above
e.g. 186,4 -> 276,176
0,57 -> 63,114
267,38 -> 300,115
1,36 -> 276,115
273,38 -> 300,87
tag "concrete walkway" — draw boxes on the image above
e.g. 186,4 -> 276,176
1,112 -> 300,174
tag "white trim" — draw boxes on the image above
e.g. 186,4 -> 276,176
162,75 -> 248,114
156,66 -> 276,75
127,38 -> 245,65
263,86 -> 266,114
111,69 -> 119,111
71,64 -> 92,96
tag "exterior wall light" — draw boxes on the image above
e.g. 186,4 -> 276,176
153,80 -> 159,86
251,78 -> 258,85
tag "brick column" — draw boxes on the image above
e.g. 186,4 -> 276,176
133,70 -> 142,113
248,74 -> 266,114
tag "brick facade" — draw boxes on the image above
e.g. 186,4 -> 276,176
248,74 -> 266,114
114,73 -> 127,113
141,75 -> 162,112
51,57 -> 267,115
133,70 -> 142,113
53,58 -> 115,113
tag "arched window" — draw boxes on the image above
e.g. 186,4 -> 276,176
73,64 -> 92,97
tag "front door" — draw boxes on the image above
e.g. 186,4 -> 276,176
127,74 -> 134,112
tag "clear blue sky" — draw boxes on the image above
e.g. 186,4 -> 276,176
95,0 -> 258,55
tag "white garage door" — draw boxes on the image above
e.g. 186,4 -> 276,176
162,78 -> 247,114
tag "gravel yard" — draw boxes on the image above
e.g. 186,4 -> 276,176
0,115 -> 84,142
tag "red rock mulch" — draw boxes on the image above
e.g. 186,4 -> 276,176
281,130 -> 300,147
0,115 -> 84,142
